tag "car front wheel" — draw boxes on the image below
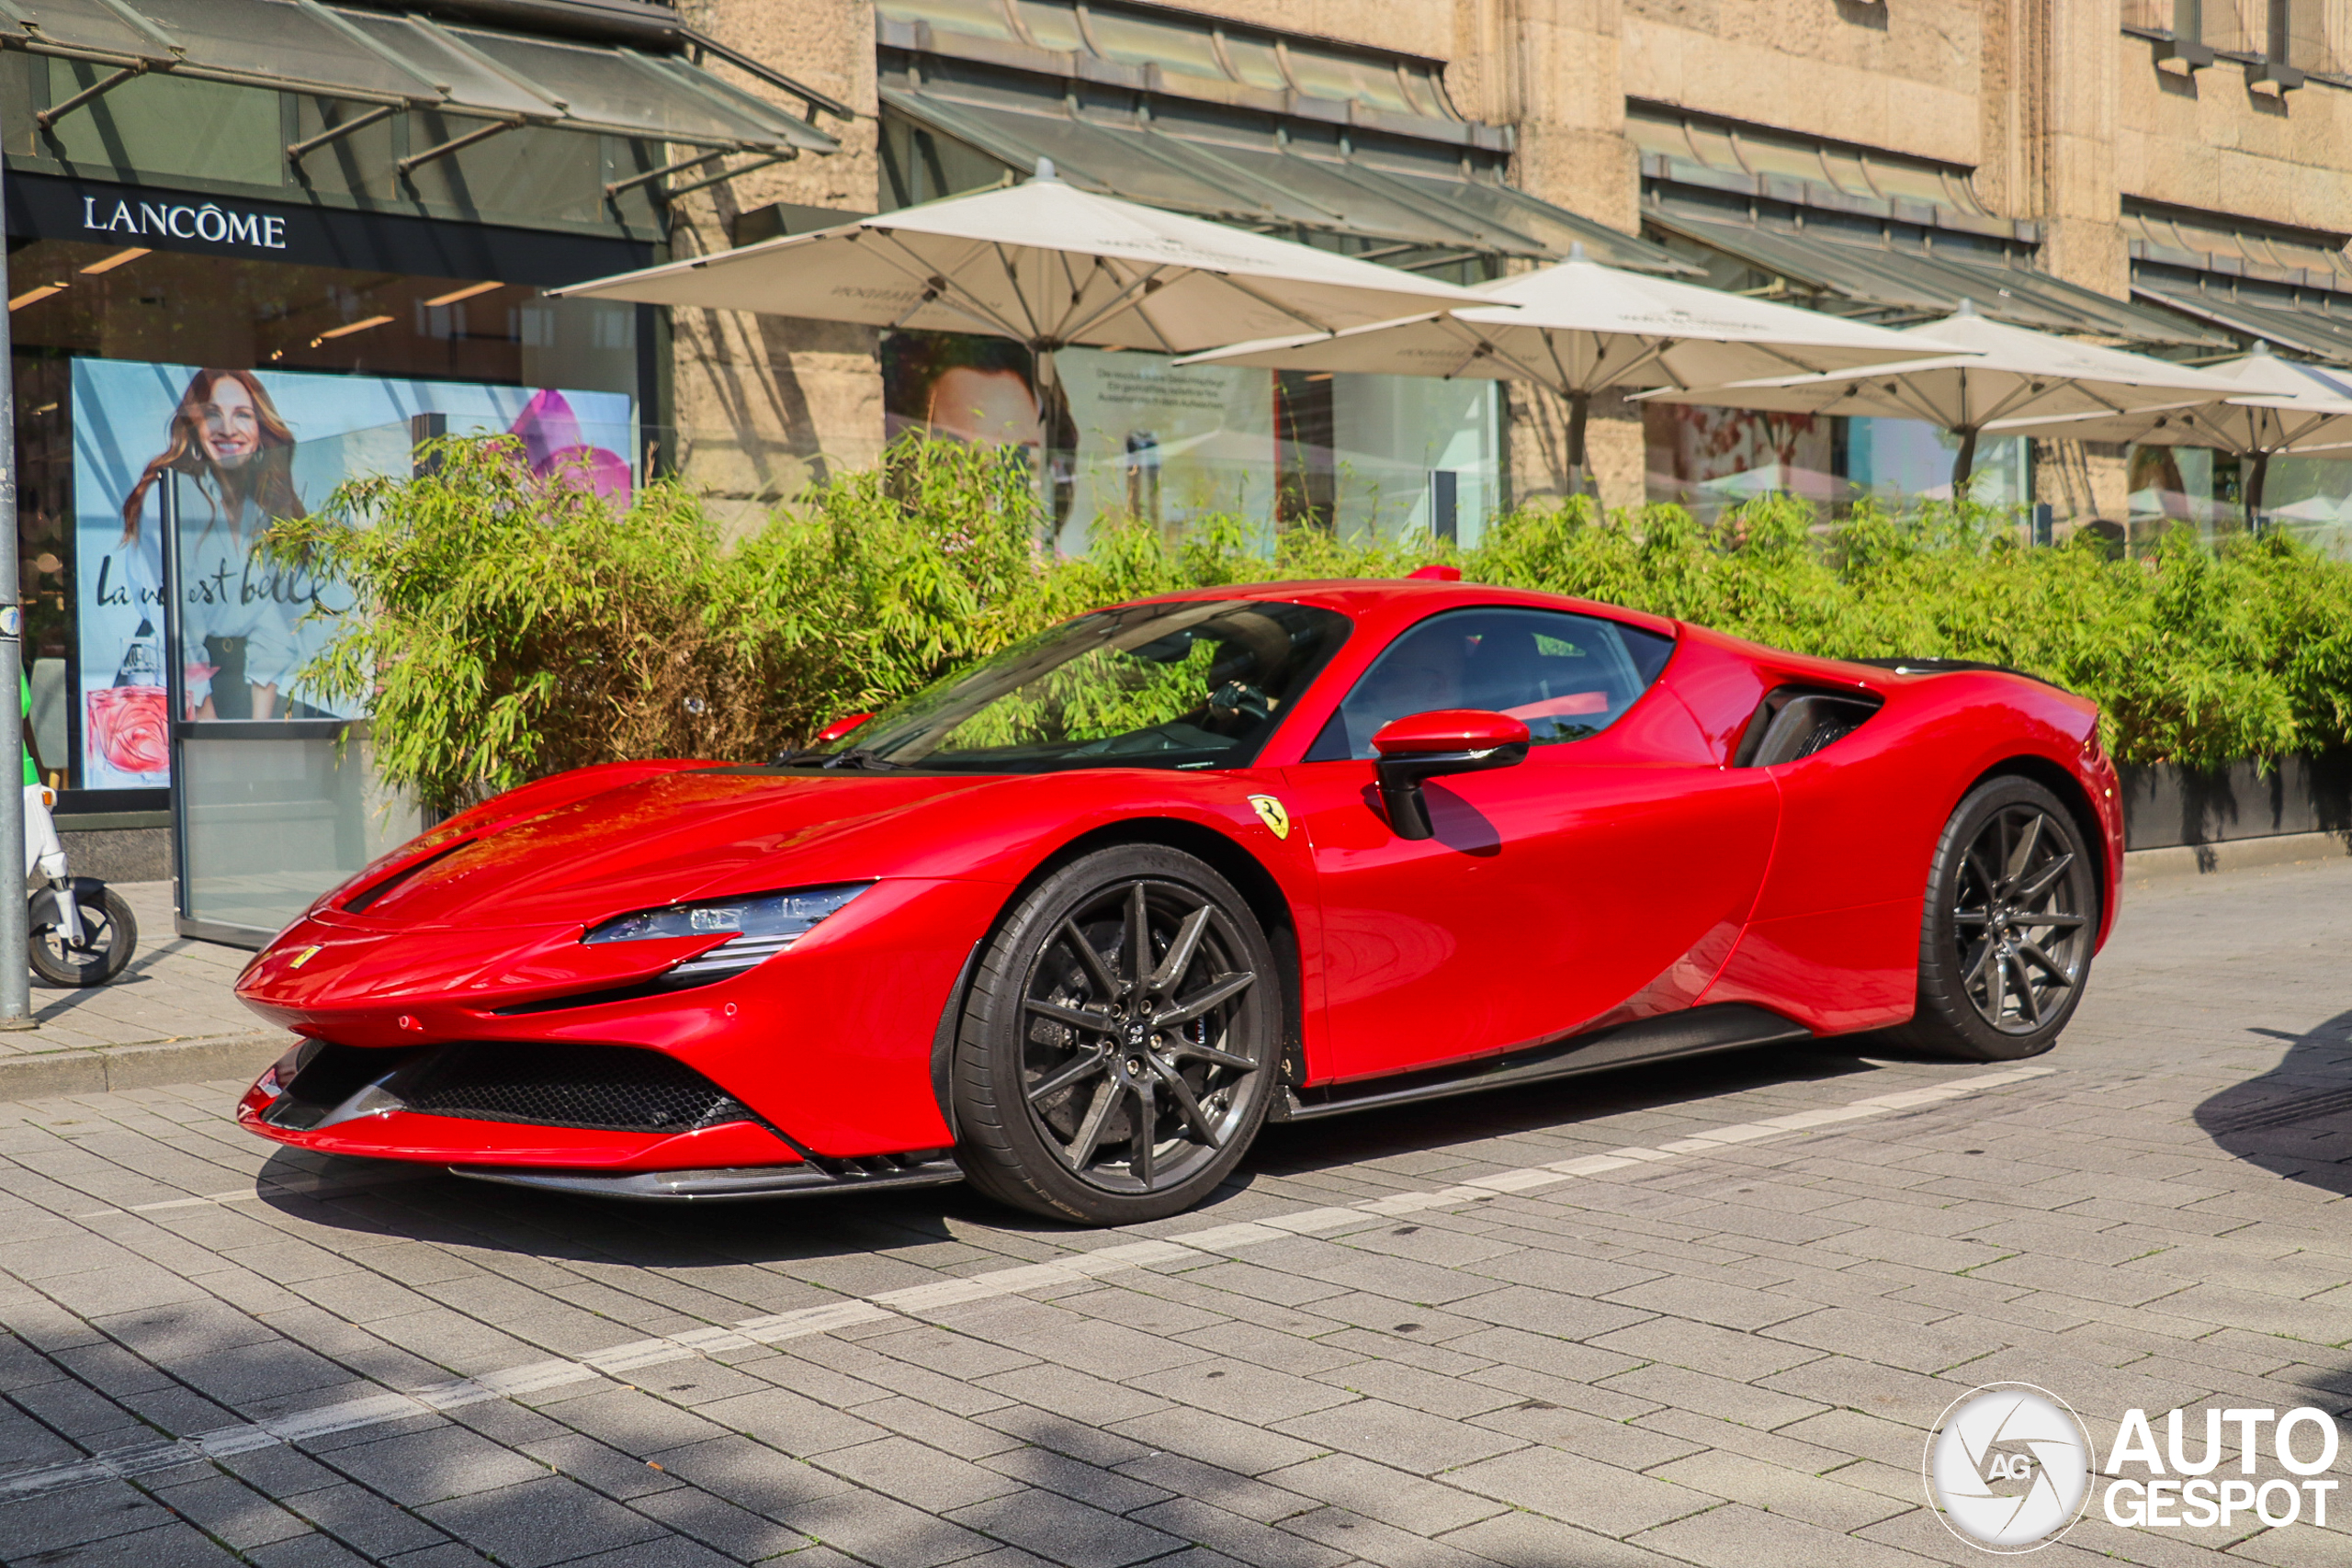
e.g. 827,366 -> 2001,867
1892,775 -> 2099,1062
952,844 -> 1279,1224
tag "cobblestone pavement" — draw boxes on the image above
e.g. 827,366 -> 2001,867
1,883 -> 261,1058
4,863 -> 2351,1567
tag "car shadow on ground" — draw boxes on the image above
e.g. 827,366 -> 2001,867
251,1037 -> 1902,1271
2194,1008 -> 2352,1198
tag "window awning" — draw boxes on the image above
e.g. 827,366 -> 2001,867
1625,102 -> 2028,242
1647,209 -> 2228,349
0,0 -> 836,155
879,84 -> 1691,276
2123,203 -> 2352,292
874,0 -> 1690,277
2133,275 -> 2352,364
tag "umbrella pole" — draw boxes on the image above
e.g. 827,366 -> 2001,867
2245,449 -> 2271,535
1951,428 -> 1979,498
1034,344 -> 1069,546
1566,390 -> 1597,504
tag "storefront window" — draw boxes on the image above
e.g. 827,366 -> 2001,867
1645,405 -> 2030,519
7,237 -> 639,800
1645,403 -> 1846,518
2126,445 -> 2352,555
881,330 -> 1500,554
1845,417 -> 2030,511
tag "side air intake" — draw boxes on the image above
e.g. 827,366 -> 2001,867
1734,686 -> 1885,768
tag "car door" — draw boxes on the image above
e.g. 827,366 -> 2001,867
1278,605 -> 1780,1083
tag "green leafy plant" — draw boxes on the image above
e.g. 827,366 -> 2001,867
261,436 -> 752,811
266,433 -> 2352,810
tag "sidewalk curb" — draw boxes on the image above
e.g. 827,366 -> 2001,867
2125,829 -> 2352,886
0,1032 -> 289,1100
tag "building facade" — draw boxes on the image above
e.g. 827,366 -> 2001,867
8,0 -> 2352,924
658,0 -> 2352,528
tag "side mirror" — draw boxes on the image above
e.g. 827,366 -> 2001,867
1369,708 -> 1531,841
813,712 -> 874,744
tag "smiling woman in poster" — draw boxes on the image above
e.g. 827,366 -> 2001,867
118,368 -> 316,722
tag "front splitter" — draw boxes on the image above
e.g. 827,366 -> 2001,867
447,1154 -> 964,1201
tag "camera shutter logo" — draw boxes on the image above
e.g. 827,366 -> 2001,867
1925,1383 -> 2093,1551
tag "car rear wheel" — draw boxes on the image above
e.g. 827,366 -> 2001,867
1892,776 -> 2098,1062
953,844 -> 1279,1224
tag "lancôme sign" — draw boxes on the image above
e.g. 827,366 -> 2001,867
82,194 -> 288,251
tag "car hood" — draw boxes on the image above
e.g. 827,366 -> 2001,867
331,767 -> 1013,931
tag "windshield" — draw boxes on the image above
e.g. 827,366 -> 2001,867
801,600 -> 1351,773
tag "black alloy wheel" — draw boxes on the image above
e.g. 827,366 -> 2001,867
1894,775 -> 2098,1062
1954,804 -> 2091,1033
953,845 -> 1278,1224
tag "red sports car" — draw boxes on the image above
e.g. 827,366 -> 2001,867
235,580 -> 2122,1224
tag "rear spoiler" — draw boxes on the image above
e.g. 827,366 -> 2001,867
1850,657 -> 2075,695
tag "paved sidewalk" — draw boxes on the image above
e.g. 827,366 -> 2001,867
0,883 -> 282,1096
1,863 -> 2349,1565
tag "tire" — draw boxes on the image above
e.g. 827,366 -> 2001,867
29,887 -> 138,988
953,844 -> 1280,1224
1889,776 -> 2098,1062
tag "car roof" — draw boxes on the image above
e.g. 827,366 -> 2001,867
1113,579 -> 1682,639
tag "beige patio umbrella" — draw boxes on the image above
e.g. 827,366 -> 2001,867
1983,344 -> 2352,528
1642,303 -> 2244,492
554,160 -> 1487,454
1174,244 -> 1966,493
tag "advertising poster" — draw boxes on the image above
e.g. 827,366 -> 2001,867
71,360 -> 632,789
1643,402 -> 1838,514
1055,348 -> 1275,555
881,332 -> 1276,555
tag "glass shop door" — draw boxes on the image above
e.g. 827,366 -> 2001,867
159,434 -> 422,947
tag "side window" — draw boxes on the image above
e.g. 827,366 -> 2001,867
1306,606 -> 1675,761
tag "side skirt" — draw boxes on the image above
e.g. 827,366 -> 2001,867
1273,1004 -> 1812,1122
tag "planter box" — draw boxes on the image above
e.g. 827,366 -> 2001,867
2119,752 -> 2352,852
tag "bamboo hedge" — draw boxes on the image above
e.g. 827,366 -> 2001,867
259,434 -> 2352,811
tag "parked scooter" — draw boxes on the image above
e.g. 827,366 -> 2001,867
27,785 -> 135,986
21,671 -> 135,986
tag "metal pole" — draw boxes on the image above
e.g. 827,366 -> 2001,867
0,164 -> 37,1029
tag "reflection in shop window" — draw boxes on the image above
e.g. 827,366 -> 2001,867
879,330 -> 1499,555
1644,406 -> 2028,518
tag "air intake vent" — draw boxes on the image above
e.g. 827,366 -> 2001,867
342,840 -> 472,913
1735,686 -> 1885,768
403,1043 -> 755,1133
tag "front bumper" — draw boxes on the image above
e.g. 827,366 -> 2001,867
238,1038 -> 812,1171
238,1038 -> 961,1200
234,877 -> 1010,1158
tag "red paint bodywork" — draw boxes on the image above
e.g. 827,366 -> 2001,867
235,581 -> 2124,1172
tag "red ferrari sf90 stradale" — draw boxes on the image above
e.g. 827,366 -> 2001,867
235,580 -> 2122,1224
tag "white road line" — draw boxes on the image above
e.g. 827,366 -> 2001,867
0,1064 -> 2053,1503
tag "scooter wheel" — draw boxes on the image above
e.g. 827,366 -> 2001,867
30,888 -> 138,987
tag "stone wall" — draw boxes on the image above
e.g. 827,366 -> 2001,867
677,0 -> 2352,521
664,0 -> 887,526
2115,38 -> 2352,234
1620,0 -> 1984,166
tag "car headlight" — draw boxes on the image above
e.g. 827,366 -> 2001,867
582,884 -> 871,982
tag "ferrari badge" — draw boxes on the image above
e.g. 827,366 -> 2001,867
288,945 -> 323,969
1248,795 -> 1291,840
